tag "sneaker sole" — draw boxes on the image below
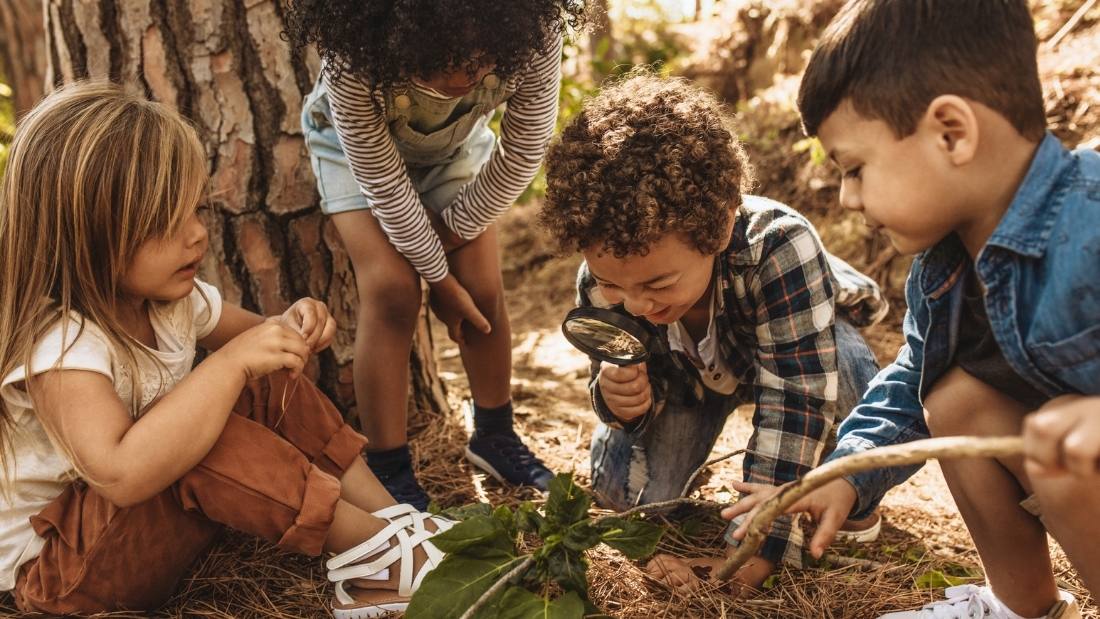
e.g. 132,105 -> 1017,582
465,446 -> 509,484
835,515 -> 882,543
332,602 -> 408,619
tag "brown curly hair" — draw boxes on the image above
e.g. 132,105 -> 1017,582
540,71 -> 753,258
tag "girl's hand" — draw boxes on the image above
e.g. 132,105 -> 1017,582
1024,394 -> 1100,478
723,478 -> 858,559
597,361 -> 652,422
279,297 -> 336,353
426,209 -> 470,254
428,274 -> 491,345
213,319 -> 311,380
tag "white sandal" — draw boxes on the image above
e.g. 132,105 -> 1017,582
327,505 -> 454,618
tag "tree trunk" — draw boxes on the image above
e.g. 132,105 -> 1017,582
0,0 -> 47,116
585,0 -> 613,81
42,0 -> 449,425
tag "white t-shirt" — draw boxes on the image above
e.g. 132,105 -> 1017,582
667,281 -> 739,396
0,280 -> 222,591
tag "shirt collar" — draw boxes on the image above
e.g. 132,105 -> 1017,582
985,132 -> 1073,258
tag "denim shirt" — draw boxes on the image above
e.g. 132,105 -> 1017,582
828,133 -> 1100,518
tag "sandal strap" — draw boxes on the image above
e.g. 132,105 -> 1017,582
327,508 -> 454,599
372,503 -> 421,521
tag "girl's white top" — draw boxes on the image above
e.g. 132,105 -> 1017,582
323,36 -> 562,282
0,280 -> 222,591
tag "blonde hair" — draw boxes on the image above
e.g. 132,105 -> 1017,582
0,81 -> 208,491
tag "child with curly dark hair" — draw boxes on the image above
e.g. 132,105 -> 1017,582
284,0 -> 585,508
540,72 -> 889,595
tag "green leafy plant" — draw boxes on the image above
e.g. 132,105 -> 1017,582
406,473 -> 665,619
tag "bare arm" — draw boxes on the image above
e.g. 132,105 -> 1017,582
199,303 -> 263,351
30,322 -> 310,507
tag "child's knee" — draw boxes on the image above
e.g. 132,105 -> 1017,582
356,276 -> 422,328
466,278 -> 507,324
923,366 -> 988,437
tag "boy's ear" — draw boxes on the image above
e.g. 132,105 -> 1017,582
920,95 -> 979,166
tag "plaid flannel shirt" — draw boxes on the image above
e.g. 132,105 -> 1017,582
577,196 -> 887,566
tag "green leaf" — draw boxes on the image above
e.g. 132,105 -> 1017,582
594,517 -> 664,560
545,473 -> 591,528
762,573 -> 781,589
430,515 -> 515,558
544,546 -> 589,595
904,545 -> 928,564
435,502 -> 495,521
562,522 -> 602,553
914,568 -> 975,590
406,554 -> 524,619
516,501 -> 546,534
494,505 -> 517,536
484,587 -> 587,619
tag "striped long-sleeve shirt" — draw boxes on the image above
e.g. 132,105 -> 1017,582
323,37 -> 563,282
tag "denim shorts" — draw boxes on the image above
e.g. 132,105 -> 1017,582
300,82 -> 496,216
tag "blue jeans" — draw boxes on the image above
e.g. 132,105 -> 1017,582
590,318 -> 881,510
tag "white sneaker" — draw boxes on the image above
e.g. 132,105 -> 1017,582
877,585 -> 1080,619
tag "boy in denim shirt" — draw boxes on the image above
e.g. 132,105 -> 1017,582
727,1 -> 1099,617
539,72 -> 888,595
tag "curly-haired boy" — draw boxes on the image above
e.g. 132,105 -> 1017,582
540,72 -> 888,593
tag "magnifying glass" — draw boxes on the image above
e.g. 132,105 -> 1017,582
561,306 -> 658,366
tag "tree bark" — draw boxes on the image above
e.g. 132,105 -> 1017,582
0,0 -> 47,116
42,0 -> 449,425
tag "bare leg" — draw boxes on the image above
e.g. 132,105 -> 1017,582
446,224 -> 511,407
331,210 -> 423,450
324,499 -> 390,553
340,456 -> 397,513
924,366 -> 1057,617
1027,463 -> 1100,598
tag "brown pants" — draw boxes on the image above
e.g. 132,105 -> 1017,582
13,372 -> 367,615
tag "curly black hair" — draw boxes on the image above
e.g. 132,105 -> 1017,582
283,0 -> 586,89
541,71 -> 754,258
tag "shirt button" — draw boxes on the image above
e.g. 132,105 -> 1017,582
482,74 -> 500,89
394,94 -> 412,110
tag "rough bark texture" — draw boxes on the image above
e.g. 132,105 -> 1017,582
0,0 -> 47,115
43,0 -> 449,425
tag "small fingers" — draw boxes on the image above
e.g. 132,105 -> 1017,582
315,315 -> 337,352
807,507 -> 847,559
1024,410 -> 1075,473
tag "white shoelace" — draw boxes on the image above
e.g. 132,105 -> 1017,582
918,585 -> 999,619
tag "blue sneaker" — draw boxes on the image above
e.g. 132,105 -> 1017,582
366,457 -> 430,511
466,430 -> 554,491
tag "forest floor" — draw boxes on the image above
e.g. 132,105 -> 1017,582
2,2 -> 1099,618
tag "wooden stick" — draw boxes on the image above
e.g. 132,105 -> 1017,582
458,556 -> 534,619
715,435 -> 1023,580
1045,0 -> 1097,50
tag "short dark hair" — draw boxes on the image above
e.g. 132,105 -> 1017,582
540,71 -> 753,258
798,0 -> 1046,141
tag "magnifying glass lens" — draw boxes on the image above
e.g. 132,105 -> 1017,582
565,317 -> 646,360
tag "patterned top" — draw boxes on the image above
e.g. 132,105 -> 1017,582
322,37 -> 563,282
577,195 -> 887,565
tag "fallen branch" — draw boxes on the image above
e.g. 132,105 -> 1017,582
1045,0 -> 1097,50
715,435 -> 1023,580
458,556 -> 534,619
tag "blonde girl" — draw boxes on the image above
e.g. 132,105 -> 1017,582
0,82 -> 451,618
